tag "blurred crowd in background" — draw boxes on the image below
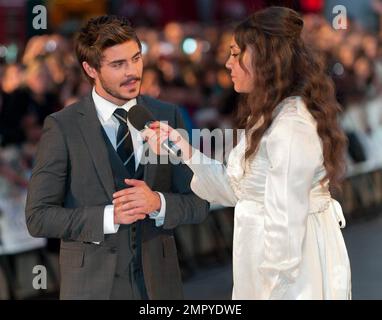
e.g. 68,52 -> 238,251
1,1 -> 382,176
1,0 -> 382,299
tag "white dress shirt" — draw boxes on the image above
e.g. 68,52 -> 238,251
92,87 -> 166,235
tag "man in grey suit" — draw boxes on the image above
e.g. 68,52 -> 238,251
25,15 -> 209,300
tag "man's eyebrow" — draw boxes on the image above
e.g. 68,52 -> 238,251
132,51 -> 142,59
108,59 -> 126,65
107,51 -> 142,64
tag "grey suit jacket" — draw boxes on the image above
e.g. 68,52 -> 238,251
25,94 -> 209,299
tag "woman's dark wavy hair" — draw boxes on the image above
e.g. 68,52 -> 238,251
234,6 -> 347,191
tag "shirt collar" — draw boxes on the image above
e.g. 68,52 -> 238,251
92,87 -> 137,123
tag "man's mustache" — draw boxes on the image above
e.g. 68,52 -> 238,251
120,76 -> 141,86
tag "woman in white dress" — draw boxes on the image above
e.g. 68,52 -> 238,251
144,7 -> 351,299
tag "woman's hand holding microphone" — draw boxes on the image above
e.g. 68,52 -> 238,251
141,121 -> 193,161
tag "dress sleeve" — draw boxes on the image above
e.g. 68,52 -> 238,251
259,115 -> 322,299
184,149 -> 238,207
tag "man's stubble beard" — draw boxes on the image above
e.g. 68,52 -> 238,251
99,74 -> 140,102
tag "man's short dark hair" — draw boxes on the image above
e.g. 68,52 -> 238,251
75,15 -> 141,82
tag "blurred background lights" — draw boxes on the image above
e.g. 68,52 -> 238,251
182,37 -> 197,55
141,41 -> 148,55
333,62 -> 345,76
0,45 -> 8,58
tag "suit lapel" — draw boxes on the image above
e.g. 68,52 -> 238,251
137,96 -> 158,189
77,95 -> 115,202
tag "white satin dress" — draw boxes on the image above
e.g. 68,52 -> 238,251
184,96 -> 351,300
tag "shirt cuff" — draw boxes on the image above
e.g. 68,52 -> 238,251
104,205 -> 120,234
149,192 -> 166,227
183,147 -> 200,166
91,205 -> 119,244
183,148 -> 215,172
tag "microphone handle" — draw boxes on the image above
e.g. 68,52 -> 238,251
144,122 -> 181,157
162,140 -> 182,157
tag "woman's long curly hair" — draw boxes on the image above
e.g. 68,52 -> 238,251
234,6 -> 347,191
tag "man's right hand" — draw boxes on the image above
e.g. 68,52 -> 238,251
113,190 -> 147,225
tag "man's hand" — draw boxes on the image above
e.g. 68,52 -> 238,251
112,179 -> 161,225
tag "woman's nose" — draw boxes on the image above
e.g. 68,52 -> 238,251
225,58 -> 232,70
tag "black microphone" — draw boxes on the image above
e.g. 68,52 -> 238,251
128,104 -> 182,157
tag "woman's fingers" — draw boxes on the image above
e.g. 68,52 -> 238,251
143,121 -> 185,156
141,128 -> 151,141
154,123 -> 180,143
149,122 -> 179,142
149,121 -> 172,132
148,121 -> 161,129
141,128 -> 166,155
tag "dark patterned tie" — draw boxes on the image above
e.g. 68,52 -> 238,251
113,108 -> 136,177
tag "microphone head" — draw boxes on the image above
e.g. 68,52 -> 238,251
128,104 -> 156,131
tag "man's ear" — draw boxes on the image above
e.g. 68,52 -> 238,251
82,61 -> 97,81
